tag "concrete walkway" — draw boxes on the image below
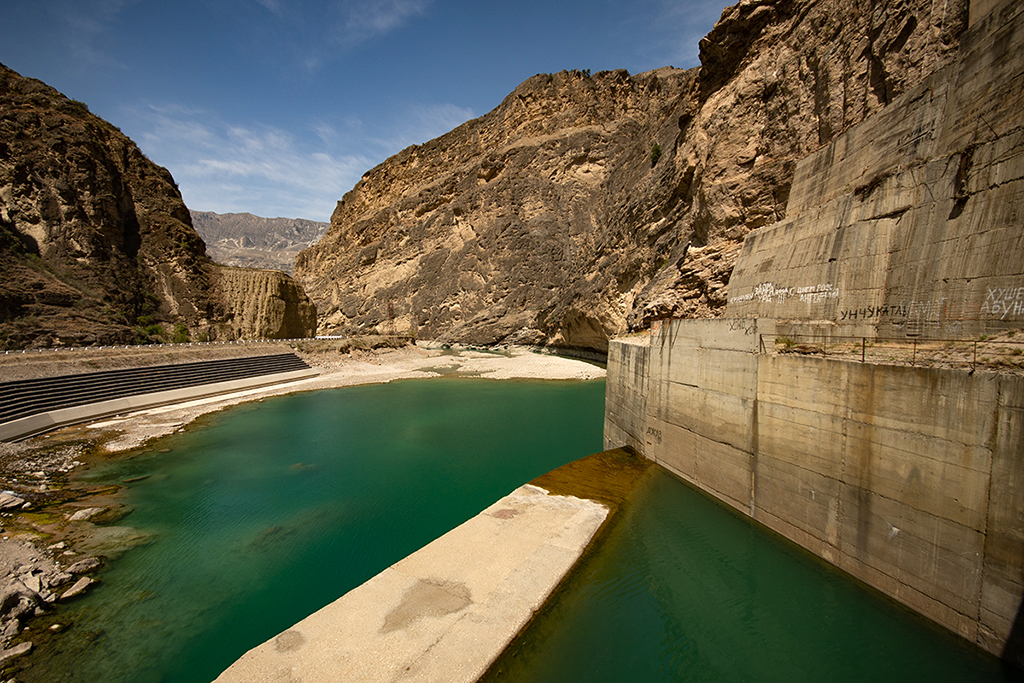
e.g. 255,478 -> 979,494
215,484 -> 608,683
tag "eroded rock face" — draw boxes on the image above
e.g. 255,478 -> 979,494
297,0 -> 968,352
210,266 -> 318,340
298,67 -> 694,352
0,63 -> 316,347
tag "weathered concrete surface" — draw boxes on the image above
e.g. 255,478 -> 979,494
726,0 -> 1024,340
605,318 -> 1024,663
215,484 -> 608,683
603,335 -> 650,455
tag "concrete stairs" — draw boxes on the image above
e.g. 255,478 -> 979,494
0,353 -> 316,441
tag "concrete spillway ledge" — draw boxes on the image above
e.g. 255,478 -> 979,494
216,449 -> 651,683
0,368 -> 320,442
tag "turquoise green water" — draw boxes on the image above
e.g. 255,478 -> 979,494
486,469 -> 1021,683
27,378 -> 606,683
25,376 -> 1019,683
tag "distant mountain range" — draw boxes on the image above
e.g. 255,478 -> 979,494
191,211 -> 328,274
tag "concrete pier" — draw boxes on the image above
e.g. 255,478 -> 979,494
215,484 -> 608,683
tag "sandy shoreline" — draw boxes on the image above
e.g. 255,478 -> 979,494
0,343 -> 605,674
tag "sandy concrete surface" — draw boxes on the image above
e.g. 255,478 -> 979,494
80,344 -> 605,453
215,484 -> 608,683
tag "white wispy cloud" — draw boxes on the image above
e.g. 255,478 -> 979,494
380,102 -> 476,151
651,0 -> 724,68
132,106 -> 371,221
339,0 -> 432,44
125,95 -> 474,222
46,0 -> 137,69
254,0 -> 284,15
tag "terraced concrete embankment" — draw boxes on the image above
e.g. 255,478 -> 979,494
0,353 -> 318,441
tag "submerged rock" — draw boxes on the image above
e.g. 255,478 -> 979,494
67,557 -> 101,575
68,507 -> 105,522
59,577 -> 95,600
0,640 -> 32,665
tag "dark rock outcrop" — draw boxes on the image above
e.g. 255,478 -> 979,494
297,0 -> 968,352
0,64 -> 317,347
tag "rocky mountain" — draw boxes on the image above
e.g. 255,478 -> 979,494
191,211 -> 328,274
0,64 -> 316,348
296,0 -> 968,352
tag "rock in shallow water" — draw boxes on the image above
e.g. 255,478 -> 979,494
59,577 -> 95,600
0,640 -> 31,665
67,557 -> 101,574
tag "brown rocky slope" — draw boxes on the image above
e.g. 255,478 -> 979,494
191,211 -> 328,275
0,64 -> 316,348
296,0 -> 968,353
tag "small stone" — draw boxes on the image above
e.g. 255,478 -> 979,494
47,542 -> 66,550
22,575 -> 42,595
49,623 -> 63,632
62,550 -> 76,556
68,507 -> 104,522
0,493 -> 25,511
59,577 -> 95,600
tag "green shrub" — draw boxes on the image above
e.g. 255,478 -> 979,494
650,142 -> 662,166
172,323 -> 190,344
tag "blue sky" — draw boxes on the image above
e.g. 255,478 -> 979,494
3,0 -> 726,222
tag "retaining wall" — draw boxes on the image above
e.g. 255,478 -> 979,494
725,0 -> 1024,340
604,318 -> 1024,664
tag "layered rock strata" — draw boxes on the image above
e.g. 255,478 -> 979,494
297,0 -> 968,352
210,267 -> 318,340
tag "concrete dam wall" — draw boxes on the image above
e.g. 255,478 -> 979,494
604,319 -> 1024,662
725,0 -> 1024,341
603,0 -> 1024,664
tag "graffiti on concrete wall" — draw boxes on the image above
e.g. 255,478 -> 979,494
841,298 -> 948,323
729,282 -> 839,306
840,305 -> 907,321
841,304 -> 962,334
732,279 -> 1024,327
980,286 -> 1024,320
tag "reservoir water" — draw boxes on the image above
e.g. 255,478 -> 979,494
485,468 -> 1021,683
24,376 -> 1017,682
29,378 -> 606,683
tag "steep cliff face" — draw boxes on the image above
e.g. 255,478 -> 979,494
298,67 -> 694,351
210,266 -> 318,340
297,0 -> 968,352
0,64 -> 316,347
